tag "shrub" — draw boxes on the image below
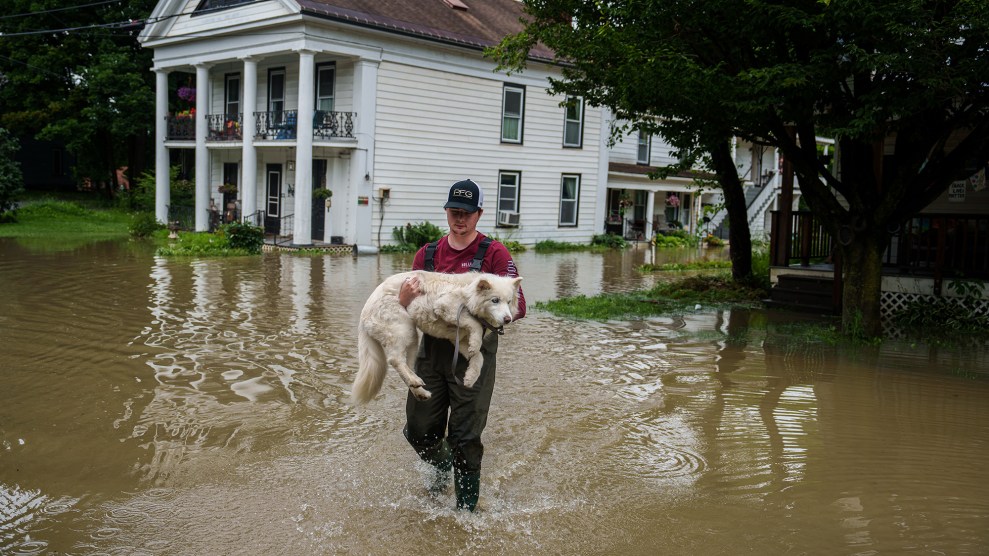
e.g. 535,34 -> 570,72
391,221 -> 444,252
591,233 -> 628,249
129,212 -> 163,238
0,128 -> 25,221
122,167 -> 195,212
223,221 -> 264,253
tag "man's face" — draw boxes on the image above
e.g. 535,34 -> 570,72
446,208 -> 482,237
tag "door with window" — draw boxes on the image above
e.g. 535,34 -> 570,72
264,164 -> 282,234
311,159 -> 327,241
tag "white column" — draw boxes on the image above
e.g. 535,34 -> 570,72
645,190 -> 655,241
154,69 -> 170,224
351,59 -> 378,246
595,106 -> 612,235
293,50 -> 315,245
241,57 -> 258,223
194,64 -> 211,231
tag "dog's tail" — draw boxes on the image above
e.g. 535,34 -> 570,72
352,325 -> 387,404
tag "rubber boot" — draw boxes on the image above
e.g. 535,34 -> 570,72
454,469 -> 481,512
423,440 -> 452,495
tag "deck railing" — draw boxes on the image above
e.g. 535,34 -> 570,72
207,113 -> 242,141
167,110 -> 357,141
771,210 -> 989,281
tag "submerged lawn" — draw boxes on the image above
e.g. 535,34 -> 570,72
0,201 -> 132,241
536,273 -> 769,320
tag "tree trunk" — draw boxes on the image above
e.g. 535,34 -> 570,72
710,141 -> 752,282
839,231 -> 886,338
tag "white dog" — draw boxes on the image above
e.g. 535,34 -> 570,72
352,270 -> 523,404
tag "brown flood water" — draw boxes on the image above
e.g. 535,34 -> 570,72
1,238 -> 988,555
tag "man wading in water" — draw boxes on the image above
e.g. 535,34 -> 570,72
398,179 -> 526,511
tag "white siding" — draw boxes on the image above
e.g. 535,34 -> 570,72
371,62 -> 602,245
167,0 -> 291,38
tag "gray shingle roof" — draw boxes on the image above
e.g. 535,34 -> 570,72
296,0 -> 554,61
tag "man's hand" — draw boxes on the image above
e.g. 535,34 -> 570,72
398,276 -> 421,308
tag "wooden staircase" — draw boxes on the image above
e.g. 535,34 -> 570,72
767,274 -> 839,314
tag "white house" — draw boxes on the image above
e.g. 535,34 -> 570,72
139,0 -> 791,247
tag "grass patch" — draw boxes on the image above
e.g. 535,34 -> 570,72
0,200 -> 132,251
537,273 -> 768,320
639,260 -> 733,272
154,228 -> 257,257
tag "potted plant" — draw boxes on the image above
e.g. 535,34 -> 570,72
313,187 -> 332,199
219,183 -> 237,194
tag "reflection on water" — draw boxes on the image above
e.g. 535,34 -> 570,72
1,239 -> 988,554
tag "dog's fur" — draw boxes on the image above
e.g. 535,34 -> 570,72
352,271 -> 523,404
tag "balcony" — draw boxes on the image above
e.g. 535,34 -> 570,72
165,110 -> 357,142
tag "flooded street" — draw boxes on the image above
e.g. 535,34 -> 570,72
1,238 -> 988,555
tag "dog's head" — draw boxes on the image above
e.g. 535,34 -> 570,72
469,274 -> 523,327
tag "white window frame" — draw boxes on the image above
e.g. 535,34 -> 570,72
316,63 -> 335,112
563,96 -> 584,148
497,171 -> 521,227
268,68 -> 285,114
501,84 -> 525,143
559,174 -> 580,227
637,131 -> 651,164
224,73 -> 240,117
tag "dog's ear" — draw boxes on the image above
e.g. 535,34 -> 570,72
475,278 -> 492,291
512,277 -> 523,290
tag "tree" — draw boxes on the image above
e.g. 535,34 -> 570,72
493,0 -> 989,337
0,0 -> 157,195
0,128 -> 25,220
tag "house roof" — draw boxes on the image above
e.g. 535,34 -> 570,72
296,0 -> 555,61
609,162 -> 713,181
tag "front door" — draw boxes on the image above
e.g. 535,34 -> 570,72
264,164 -> 282,234
311,159 -> 327,241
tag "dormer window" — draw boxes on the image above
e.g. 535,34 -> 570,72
194,0 -> 256,14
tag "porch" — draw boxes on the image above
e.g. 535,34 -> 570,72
767,211 -> 989,315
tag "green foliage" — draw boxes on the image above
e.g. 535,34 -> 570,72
703,234 -> 725,247
534,239 -> 589,252
129,211 -> 163,238
652,230 -> 697,248
639,260 -> 732,272
121,167 -> 194,212
389,221 -> 444,253
893,279 -> 989,335
0,128 -> 25,221
156,230 -> 255,257
536,273 -> 766,320
591,233 -> 628,249
0,0 -> 158,191
223,221 -> 264,254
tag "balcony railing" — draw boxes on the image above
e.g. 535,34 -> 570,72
314,110 -> 356,139
167,110 -> 357,141
166,114 -> 195,140
207,113 -> 242,141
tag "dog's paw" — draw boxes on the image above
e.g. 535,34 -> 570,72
408,375 -> 425,389
463,368 -> 480,388
410,386 -> 432,400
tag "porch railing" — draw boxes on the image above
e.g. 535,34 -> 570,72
256,110 -> 298,140
771,210 -> 989,281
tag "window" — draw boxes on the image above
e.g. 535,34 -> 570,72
637,131 -> 651,164
225,73 -> 240,117
268,68 -> 285,114
559,174 -> 580,226
563,96 -> 584,148
501,84 -> 525,143
497,171 -> 521,227
316,63 -> 335,112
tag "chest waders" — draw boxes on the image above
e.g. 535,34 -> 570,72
403,237 -> 495,511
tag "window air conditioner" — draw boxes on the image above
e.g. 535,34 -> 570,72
498,211 -> 520,227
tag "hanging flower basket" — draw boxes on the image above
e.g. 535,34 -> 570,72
177,86 -> 196,103
666,193 -> 681,207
